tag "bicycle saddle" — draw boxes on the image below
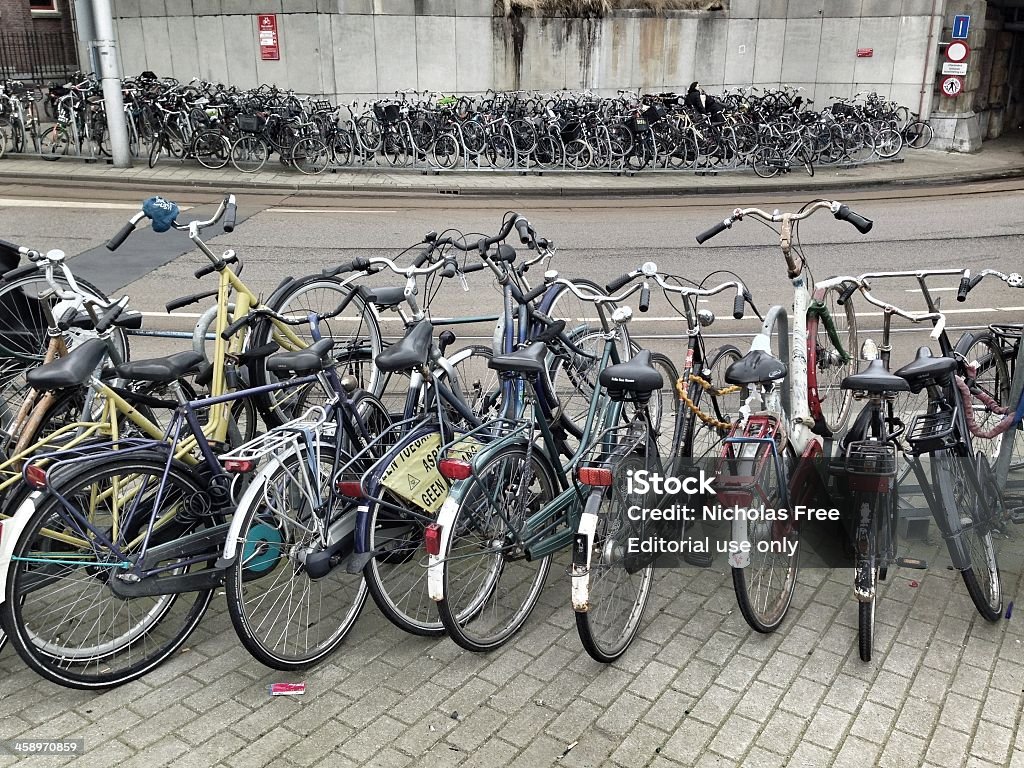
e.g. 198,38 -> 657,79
724,350 -> 786,387
115,350 -> 204,383
599,350 -> 664,394
358,285 -> 406,310
488,342 -> 547,375
27,338 -> 107,391
266,338 -> 336,374
375,319 -> 433,373
894,346 -> 956,393
840,358 -> 910,393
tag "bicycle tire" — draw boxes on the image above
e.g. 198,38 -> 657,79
575,458 -> 655,662
292,136 -> 330,175
752,148 -> 780,178
449,344 -> 502,420
954,329 -> 1011,462
0,455 -> 216,689
857,554 -> 876,662
230,135 -> 269,173
903,120 -> 933,149
932,447 -> 1002,620
680,344 -> 742,463
193,130 -> 231,170
436,444 -> 557,651
730,442 -> 799,633
807,283 -> 858,435
225,444 -> 368,670
248,276 -> 383,427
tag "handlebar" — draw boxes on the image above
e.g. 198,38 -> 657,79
819,274 -> 946,340
955,268 -> 1022,302
106,194 -> 237,252
695,200 -> 873,243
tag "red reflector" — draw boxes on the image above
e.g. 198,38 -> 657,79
439,459 -> 473,481
336,480 -> 365,498
25,464 -> 47,489
425,523 -> 442,556
223,458 -> 256,473
577,467 -> 613,487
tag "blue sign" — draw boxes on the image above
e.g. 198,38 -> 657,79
952,14 -> 970,39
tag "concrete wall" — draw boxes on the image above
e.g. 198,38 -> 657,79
107,0 -> 941,111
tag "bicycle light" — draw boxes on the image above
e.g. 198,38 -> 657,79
335,480 -> 365,499
425,523 -> 442,556
223,458 -> 256,473
577,467 -> 613,487
439,459 -> 473,481
25,464 -> 47,489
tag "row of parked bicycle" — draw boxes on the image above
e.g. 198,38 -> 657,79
0,73 -> 933,174
0,194 -> 1018,691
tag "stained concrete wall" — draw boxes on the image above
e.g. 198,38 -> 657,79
107,0 -> 942,113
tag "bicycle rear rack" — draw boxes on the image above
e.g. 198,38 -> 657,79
905,405 -> 958,455
844,440 -> 897,492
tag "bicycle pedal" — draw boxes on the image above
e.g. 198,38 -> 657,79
682,550 -> 713,568
895,557 -> 927,570
1008,507 -> 1024,524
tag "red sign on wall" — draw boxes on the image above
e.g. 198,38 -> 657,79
258,14 -> 280,61
856,48 -> 873,57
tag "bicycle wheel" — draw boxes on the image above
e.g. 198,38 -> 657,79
955,330 -> 1011,462
564,139 -> 593,170
647,353 -> 680,460
0,456 -> 215,688
681,345 -> 743,462
874,127 -> 903,159
192,130 -> 230,170
330,130 -> 353,166
485,135 -> 515,169
575,462 -> 654,662
39,126 -> 70,161
857,544 -> 876,662
436,444 -> 557,651
730,441 -> 798,633
807,283 -> 858,435
291,136 -> 329,175
449,345 -> 502,420
248,276 -> 382,427
903,120 -> 933,149
932,447 -> 1002,620
225,444 -> 367,670
752,148 -> 780,178
798,147 -> 814,177
431,131 -> 461,169
230,135 -> 269,173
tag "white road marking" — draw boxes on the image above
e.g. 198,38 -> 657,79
0,198 -> 191,211
266,208 -> 397,214
905,286 -> 955,292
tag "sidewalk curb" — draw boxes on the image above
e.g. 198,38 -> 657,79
1,163 -> 1022,198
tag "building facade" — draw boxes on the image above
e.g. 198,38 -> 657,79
87,0 -> 1024,151
0,0 -> 79,81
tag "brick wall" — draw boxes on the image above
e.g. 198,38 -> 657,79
0,0 -> 75,35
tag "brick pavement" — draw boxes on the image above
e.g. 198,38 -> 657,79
0,533 -> 1021,767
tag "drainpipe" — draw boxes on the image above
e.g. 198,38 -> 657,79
918,0 -> 942,120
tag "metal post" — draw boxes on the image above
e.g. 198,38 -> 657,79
89,0 -> 131,168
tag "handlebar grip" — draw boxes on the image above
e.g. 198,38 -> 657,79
223,200 -> 237,233
695,219 -> 731,244
639,284 -> 651,313
606,272 -> 633,292
2,263 -> 38,281
514,217 -> 531,245
957,275 -> 971,302
106,220 -> 136,251
194,254 -> 238,279
833,204 -> 873,234
221,315 -> 251,341
413,244 -> 435,268
837,282 -> 858,306
166,289 -> 218,313
462,262 -> 486,274
733,292 -> 745,320
93,302 -> 126,334
440,253 -> 458,279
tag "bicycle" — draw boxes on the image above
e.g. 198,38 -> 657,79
822,269 -> 1012,660
695,199 -> 873,633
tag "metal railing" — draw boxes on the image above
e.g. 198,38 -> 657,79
0,31 -> 78,84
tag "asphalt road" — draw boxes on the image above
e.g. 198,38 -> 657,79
1,179 -> 1022,360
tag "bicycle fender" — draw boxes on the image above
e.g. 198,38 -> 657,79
0,491 -> 41,606
427,495 -> 459,601
571,491 -> 601,612
217,455 -> 288,565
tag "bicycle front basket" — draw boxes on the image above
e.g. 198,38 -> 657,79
236,114 -> 264,133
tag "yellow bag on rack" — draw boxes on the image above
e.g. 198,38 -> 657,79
379,432 -> 482,515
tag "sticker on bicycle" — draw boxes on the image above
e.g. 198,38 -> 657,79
379,432 -> 482,514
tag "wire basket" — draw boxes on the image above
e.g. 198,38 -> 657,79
373,103 -> 401,124
845,440 -> 897,476
906,406 -> 957,455
642,103 -> 666,123
236,113 -> 265,133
